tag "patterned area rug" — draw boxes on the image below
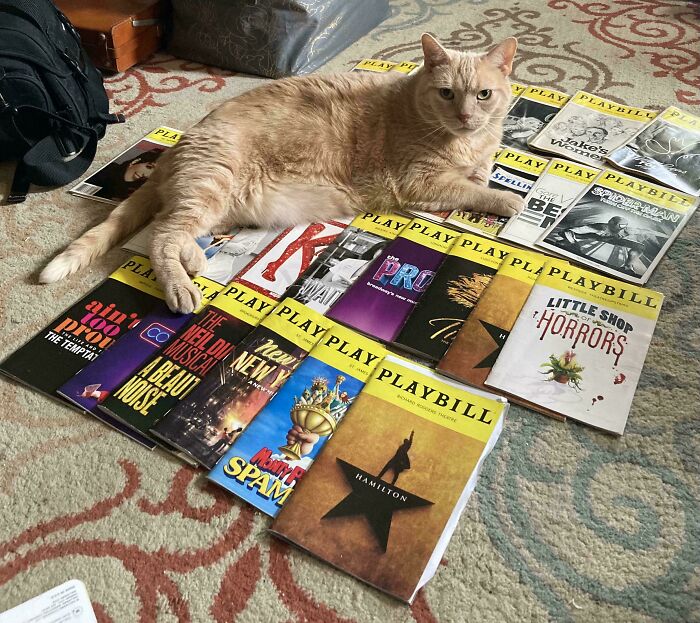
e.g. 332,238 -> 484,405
1,1 -> 699,621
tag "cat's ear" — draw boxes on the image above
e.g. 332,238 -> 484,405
421,33 -> 449,72
485,37 -> 518,76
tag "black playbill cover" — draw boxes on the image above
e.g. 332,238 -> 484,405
0,256 -> 164,396
393,233 -> 514,361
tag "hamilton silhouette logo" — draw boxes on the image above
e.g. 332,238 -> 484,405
474,320 -> 509,368
322,431 -> 433,551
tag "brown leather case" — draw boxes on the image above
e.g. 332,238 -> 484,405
55,0 -> 164,72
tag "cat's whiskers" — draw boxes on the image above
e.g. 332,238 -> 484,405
408,116 -> 445,132
413,124 -> 448,144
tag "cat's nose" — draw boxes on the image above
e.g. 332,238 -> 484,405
457,113 -> 471,124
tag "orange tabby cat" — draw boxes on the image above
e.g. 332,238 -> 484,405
41,34 -> 522,313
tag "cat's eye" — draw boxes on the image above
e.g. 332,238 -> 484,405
439,88 -> 454,100
477,89 -> 492,101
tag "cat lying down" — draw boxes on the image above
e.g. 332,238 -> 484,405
41,34 -> 523,314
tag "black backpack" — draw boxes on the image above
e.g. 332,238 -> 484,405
0,0 -> 124,203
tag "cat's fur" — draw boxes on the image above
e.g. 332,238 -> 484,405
40,34 -> 523,313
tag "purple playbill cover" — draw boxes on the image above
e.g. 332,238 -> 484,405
327,219 -> 458,342
56,309 -> 198,449
58,308 -> 195,411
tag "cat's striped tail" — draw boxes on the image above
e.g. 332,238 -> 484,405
39,179 -> 160,283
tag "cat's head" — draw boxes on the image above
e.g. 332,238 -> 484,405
415,34 -> 517,137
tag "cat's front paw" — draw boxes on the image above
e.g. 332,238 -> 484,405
489,191 -> 524,217
180,242 -> 208,277
165,280 -> 202,314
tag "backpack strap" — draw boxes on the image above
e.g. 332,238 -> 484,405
7,161 -> 30,204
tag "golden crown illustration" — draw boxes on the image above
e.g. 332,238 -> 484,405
278,375 -> 346,461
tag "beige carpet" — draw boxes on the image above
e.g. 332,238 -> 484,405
1,1 -> 700,621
